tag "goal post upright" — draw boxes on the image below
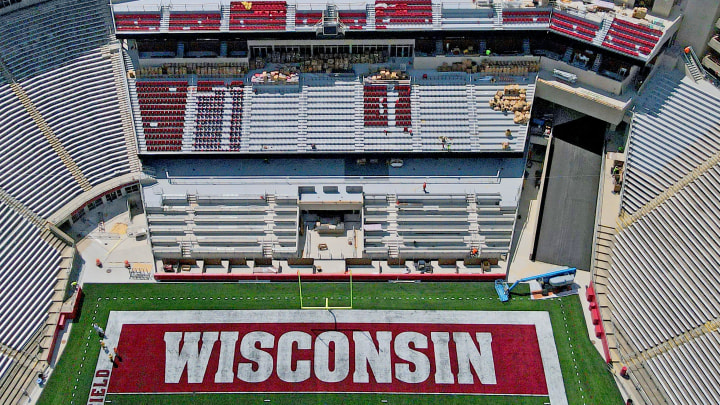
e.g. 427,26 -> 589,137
297,270 -> 353,310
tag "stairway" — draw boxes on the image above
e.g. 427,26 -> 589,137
220,5 -> 230,31
0,188 -> 46,228
181,241 -> 193,258
591,53 -> 603,72
160,5 -> 170,32
220,90 -> 233,150
240,86 -> 253,152
432,2 -> 442,28
182,87 -> 198,152
522,38 -> 531,55
562,47 -> 574,63
493,2 -> 503,28
593,16 -> 613,46
385,193 -> 400,257
110,46 -> 142,172
467,84 -> 479,152
286,4 -> 296,31
366,4 -> 376,30
683,47 -> 706,82
411,84 -> 422,151
354,81 -> 365,152
126,76 -> 146,152
298,87 -> 308,150
479,39 -> 487,54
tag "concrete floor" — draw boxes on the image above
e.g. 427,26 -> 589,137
73,196 -> 154,285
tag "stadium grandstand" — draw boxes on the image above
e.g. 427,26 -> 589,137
0,0 -> 719,403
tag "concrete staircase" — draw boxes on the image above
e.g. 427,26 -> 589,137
298,88 -> 309,150
385,193 -> 400,257
160,5 -> 170,32
286,4 -> 296,31
240,86 -> 253,152
220,90 -> 234,150
591,53 -> 603,72
467,84 -> 479,152
411,84 -> 422,151
109,45 -> 142,172
493,2 -> 503,28
562,47 -> 574,63
126,76 -> 146,152
182,87 -> 198,152
0,188 -> 46,228
366,4 -> 376,30
220,5 -> 230,31
593,15 -> 613,46
354,81 -> 365,152
432,2 -> 442,29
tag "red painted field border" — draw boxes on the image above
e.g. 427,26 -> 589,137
46,287 -> 84,361
587,282 -> 612,363
154,273 -> 506,282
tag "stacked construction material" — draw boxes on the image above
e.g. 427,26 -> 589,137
488,84 -> 531,124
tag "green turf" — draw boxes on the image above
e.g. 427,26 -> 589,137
38,282 -> 622,405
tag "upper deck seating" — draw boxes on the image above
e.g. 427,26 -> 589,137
229,1 -> 287,31
169,12 -> 222,31
339,11 -> 367,29
115,12 -> 161,31
550,11 -> 600,43
503,9 -> 551,24
604,18 -> 661,57
375,0 -> 432,29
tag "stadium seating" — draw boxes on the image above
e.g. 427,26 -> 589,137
229,1 -> 287,31
339,11 -> 367,30
622,69 -> 720,214
194,81 -> 226,151
502,9 -> 551,25
137,80 -> 188,151
363,83 -> 414,151
603,18 -> 662,57
169,12 -> 221,31
0,80 -> 85,217
550,11 -> 600,43
0,201 -> 62,378
416,85 -> 471,151
114,11 -> 161,31
246,88 -> 300,151
305,81 -> 357,152
0,0 -> 131,213
147,193 -> 299,258
474,82 -> 532,151
374,0 -> 432,28
295,11 -> 322,28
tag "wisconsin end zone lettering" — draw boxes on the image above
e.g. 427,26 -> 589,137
86,369 -> 110,404
106,319 -> 550,395
162,330 -> 497,386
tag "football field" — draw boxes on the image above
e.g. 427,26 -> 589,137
37,282 -> 622,405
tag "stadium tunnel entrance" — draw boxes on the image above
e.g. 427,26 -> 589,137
298,185 -> 364,260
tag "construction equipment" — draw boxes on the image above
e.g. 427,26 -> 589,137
495,267 -> 576,302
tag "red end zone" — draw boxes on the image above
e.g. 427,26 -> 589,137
89,310 -> 567,404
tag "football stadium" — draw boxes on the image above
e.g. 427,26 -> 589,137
0,0 -> 719,403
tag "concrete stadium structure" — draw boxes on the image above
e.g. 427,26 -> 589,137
0,0 -> 720,403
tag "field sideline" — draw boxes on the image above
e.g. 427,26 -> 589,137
38,282 -> 622,405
